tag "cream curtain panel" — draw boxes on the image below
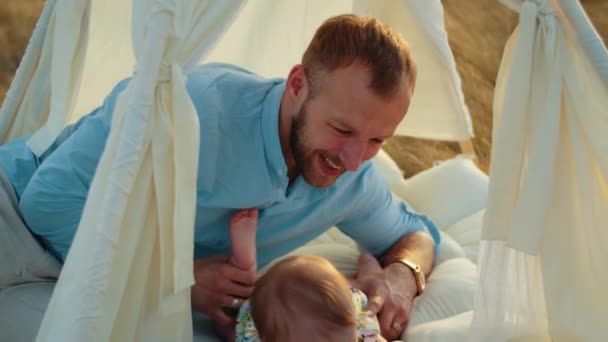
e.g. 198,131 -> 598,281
0,0 -> 89,152
471,0 -> 608,340
360,0 -> 473,140
69,0 -> 474,142
35,1 -> 244,341
203,0 -> 474,142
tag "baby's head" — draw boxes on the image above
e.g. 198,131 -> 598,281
249,255 -> 357,341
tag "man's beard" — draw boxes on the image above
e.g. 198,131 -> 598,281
289,100 -> 340,188
289,102 -> 308,178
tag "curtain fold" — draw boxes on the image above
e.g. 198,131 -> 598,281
25,0 -> 91,156
471,0 -> 608,340
0,0 -> 90,149
36,1 -> 245,341
204,0 -> 474,142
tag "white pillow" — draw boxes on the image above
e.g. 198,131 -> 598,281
408,258 -> 477,327
278,228 -> 468,275
435,231 -> 466,265
443,210 -> 484,264
397,156 -> 488,230
403,310 -> 473,342
372,149 -> 407,190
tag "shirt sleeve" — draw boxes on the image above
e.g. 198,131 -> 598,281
336,163 -> 441,257
18,79 -> 129,262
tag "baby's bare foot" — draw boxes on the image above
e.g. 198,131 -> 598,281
229,208 -> 258,271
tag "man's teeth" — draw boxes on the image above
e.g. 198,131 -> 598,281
322,155 -> 341,170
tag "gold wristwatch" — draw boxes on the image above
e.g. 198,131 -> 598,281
391,258 -> 426,296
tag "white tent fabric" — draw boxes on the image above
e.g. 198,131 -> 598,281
205,0 -> 474,141
1,0 -> 606,341
355,0 -> 473,140
35,0 -> 244,341
40,0 -> 472,143
471,0 -> 608,341
0,0 -> 90,151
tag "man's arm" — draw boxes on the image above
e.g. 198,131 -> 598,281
19,111 -> 111,261
19,79 -> 130,261
338,164 -> 440,340
379,230 -> 435,276
379,229 -> 435,308
380,231 -> 435,337
353,231 -> 435,341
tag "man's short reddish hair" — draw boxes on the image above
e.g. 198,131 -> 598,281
302,14 -> 417,99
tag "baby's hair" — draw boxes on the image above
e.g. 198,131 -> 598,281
250,255 -> 356,341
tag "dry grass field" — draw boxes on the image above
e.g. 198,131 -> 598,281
384,0 -> 607,176
1,0 -> 606,176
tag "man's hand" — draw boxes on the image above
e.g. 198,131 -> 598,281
352,253 -> 418,341
191,255 -> 256,331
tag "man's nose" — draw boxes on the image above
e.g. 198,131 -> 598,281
339,140 -> 366,171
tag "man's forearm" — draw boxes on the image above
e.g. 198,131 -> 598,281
379,231 -> 435,276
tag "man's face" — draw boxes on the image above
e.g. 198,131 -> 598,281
290,62 -> 411,188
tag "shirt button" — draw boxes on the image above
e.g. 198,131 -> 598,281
277,169 -> 284,176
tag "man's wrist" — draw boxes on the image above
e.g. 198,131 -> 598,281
386,257 -> 426,296
385,262 -> 417,292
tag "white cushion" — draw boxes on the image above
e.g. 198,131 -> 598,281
408,258 -> 477,327
397,156 -> 488,230
403,310 -> 473,342
443,210 -> 484,264
435,231 -> 466,265
259,227 -> 360,275
371,152 -> 486,264
372,149 -> 408,190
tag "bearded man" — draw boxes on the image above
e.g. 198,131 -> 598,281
0,14 -> 440,341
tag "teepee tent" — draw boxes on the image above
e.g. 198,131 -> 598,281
0,0 -> 605,341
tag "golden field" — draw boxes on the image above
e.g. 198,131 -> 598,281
1,0 -> 606,176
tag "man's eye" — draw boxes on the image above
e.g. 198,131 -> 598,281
333,126 -> 351,135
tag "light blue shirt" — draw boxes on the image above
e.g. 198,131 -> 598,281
1,63 -> 440,267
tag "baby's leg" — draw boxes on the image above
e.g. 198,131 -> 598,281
229,208 -> 258,271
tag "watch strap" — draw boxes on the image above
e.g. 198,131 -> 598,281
389,257 -> 425,296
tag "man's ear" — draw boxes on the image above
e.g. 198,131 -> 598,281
285,64 -> 309,106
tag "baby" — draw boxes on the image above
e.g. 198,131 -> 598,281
228,209 -> 386,342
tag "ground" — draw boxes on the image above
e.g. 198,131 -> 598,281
1,0 -> 606,176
